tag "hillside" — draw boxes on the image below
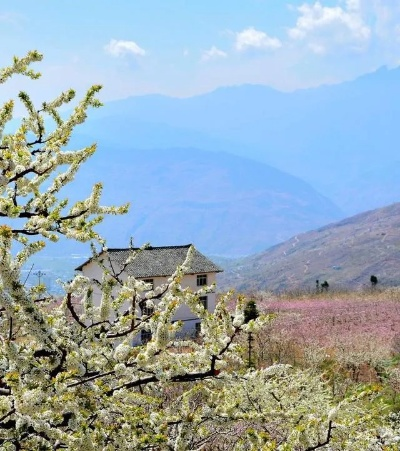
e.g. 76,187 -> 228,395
217,202 -> 400,292
59,147 -> 341,257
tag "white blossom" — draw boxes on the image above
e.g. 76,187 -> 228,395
0,50 -> 392,451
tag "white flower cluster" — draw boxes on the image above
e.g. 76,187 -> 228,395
0,52 -> 395,451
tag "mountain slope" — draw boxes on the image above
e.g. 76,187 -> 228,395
59,147 -> 342,257
218,202 -> 400,291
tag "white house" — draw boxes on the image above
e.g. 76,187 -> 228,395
75,244 -> 223,341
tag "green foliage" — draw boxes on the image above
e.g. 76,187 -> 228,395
244,298 -> 259,323
371,275 -> 378,286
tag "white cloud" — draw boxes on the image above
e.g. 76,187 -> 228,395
235,27 -> 282,52
309,43 -> 326,54
367,1 -> 400,40
104,39 -> 146,57
288,1 -> 370,52
345,0 -> 361,12
201,46 -> 227,62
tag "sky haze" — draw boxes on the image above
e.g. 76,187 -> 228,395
1,1 -> 399,105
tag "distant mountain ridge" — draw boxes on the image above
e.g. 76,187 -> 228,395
217,202 -> 400,292
62,147 -> 342,257
35,65 -> 400,258
78,64 -> 400,215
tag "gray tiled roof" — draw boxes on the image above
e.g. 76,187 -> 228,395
76,244 -> 223,278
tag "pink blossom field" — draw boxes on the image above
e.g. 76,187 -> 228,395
253,289 -> 400,375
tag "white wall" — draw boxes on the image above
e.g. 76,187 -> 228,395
79,259 -> 218,338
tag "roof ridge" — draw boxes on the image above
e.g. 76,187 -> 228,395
108,244 -> 193,252
75,244 -> 223,275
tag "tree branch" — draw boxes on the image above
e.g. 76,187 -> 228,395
305,420 -> 334,451
66,293 -> 86,329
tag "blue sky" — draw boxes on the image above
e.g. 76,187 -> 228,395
1,1 -> 400,104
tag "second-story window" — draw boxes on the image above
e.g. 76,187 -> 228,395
197,274 -> 207,286
199,296 -> 208,310
141,301 -> 154,317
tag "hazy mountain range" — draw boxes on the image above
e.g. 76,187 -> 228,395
38,64 -> 400,258
60,148 -> 341,257
78,64 -> 400,214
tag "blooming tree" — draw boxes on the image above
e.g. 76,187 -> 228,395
0,52 -> 397,450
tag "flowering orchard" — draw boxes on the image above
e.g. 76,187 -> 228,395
0,52 -> 398,450
249,290 -> 400,391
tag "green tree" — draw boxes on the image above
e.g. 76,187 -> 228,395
244,299 -> 259,323
321,280 -> 330,292
370,275 -> 378,287
244,299 -> 259,368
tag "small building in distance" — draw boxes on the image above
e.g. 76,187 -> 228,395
75,244 -> 223,339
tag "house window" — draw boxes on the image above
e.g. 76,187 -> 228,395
142,278 -> 154,290
199,296 -> 208,310
141,302 -> 154,317
197,274 -> 207,286
141,330 -> 152,344
195,322 -> 201,337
